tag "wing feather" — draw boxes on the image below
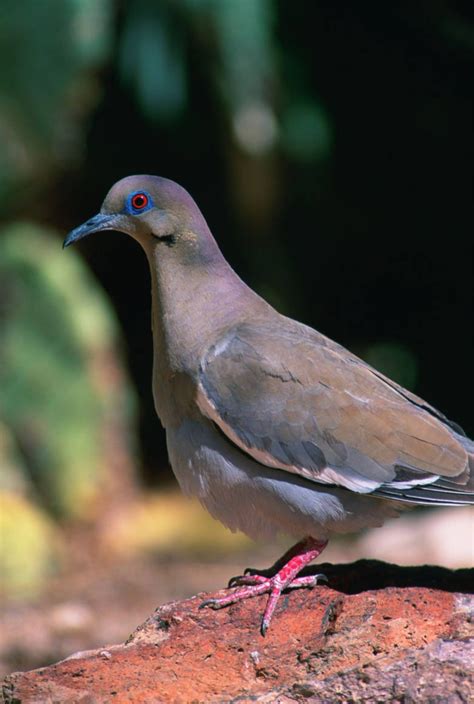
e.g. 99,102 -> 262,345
197,320 -> 470,498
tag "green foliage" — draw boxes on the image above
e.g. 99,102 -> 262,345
210,0 -> 275,109
0,421 -> 32,494
0,223 -> 121,516
0,0 -> 112,202
118,0 -> 276,129
281,100 -> 333,162
364,342 -> 418,391
119,0 -> 187,120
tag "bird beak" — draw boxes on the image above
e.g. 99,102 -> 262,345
63,213 -> 120,248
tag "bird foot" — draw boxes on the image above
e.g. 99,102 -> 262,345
201,572 -> 327,636
227,567 -> 272,587
201,537 -> 328,635
228,572 -> 327,589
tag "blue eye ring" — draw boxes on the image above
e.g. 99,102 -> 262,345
125,190 -> 153,214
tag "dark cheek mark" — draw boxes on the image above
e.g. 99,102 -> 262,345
156,234 -> 176,247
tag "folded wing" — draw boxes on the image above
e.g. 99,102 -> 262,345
197,320 -> 472,505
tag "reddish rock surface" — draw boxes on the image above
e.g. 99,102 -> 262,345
2,561 -> 473,703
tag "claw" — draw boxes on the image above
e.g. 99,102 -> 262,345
199,599 -> 219,610
199,537 -> 329,635
229,567 -> 269,587
228,574 -> 268,588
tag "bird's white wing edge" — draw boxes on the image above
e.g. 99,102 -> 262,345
196,384 -> 440,495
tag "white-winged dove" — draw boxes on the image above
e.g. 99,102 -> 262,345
65,175 -> 473,635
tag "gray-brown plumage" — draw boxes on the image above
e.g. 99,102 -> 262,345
198,321 -> 470,496
64,175 -> 473,634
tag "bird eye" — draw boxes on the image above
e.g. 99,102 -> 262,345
131,193 -> 149,210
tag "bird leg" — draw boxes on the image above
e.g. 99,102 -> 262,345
228,536 -> 325,585
200,537 -> 328,635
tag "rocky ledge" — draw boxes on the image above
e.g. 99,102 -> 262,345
2,561 -> 473,703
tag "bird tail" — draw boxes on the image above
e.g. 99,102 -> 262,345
373,432 -> 474,507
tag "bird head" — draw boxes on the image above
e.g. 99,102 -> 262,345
63,175 -> 214,259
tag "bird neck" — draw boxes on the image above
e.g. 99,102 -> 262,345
146,243 -> 264,376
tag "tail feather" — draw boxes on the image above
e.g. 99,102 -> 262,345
373,436 -> 474,506
375,485 -> 474,506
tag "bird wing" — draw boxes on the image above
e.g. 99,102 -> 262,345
196,319 -> 470,499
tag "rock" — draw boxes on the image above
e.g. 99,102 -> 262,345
2,561 -> 473,703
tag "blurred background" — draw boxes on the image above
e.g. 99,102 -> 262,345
0,0 -> 473,676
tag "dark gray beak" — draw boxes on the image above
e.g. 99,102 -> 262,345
63,213 -> 119,248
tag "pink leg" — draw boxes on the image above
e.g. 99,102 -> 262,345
228,536 -> 320,586
200,536 -> 328,636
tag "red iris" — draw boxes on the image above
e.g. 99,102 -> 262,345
131,193 -> 148,210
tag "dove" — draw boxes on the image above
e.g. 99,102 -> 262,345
64,175 -> 474,635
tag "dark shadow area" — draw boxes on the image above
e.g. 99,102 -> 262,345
311,559 -> 474,594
